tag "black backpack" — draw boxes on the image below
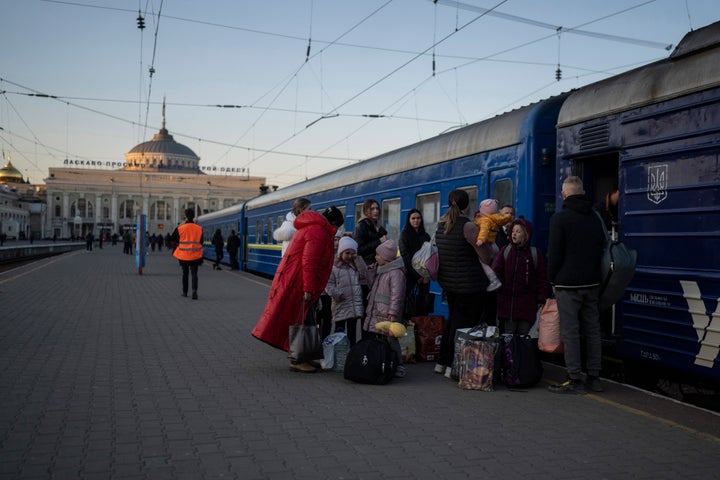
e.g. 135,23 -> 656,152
343,335 -> 399,385
594,212 -> 638,310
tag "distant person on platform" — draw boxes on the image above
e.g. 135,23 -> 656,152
123,230 -> 133,255
226,230 -> 241,270
212,229 -> 225,270
172,208 -> 204,300
85,231 -> 94,252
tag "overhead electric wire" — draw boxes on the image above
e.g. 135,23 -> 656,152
0,78 -> 360,164
291,3 -> 674,179
434,0 -> 673,50
244,0 -> 510,170
18,0 -> 686,184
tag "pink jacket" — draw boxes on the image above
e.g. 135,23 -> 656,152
363,257 -> 406,334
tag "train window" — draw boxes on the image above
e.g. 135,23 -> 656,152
354,203 -> 363,226
416,192 -> 440,237
492,179 -> 513,210
382,198 -> 401,241
267,218 -> 274,244
460,186 -> 478,213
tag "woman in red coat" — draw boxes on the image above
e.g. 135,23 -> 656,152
252,206 -> 345,373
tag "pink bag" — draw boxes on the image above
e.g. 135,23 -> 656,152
538,299 -> 563,353
412,239 -> 439,280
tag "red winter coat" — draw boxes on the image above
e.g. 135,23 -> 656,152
251,211 -> 337,351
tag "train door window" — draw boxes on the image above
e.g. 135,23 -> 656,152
416,192 -> 440,237
335,205 -> 347,236
256,219 -> 264,244
492,179 -> 513,210
275,215 -> 283,243
460,186 -> 478,213
381,198 -> 401,241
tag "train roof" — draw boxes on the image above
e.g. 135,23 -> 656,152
557,21 -> 720,128
197,202 -> 244,224
246,96 -> 565,210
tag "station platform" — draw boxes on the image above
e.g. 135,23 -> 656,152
0,246 -> 718,480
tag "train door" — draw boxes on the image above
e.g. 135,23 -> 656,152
570,153 -> 619,229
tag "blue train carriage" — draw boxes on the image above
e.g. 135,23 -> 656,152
555,21 -> 720,385
244,93 -> 568,317
197,203 -> 245,269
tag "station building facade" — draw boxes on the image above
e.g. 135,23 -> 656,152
0,159 -> 42,240
43,119 -> 266,240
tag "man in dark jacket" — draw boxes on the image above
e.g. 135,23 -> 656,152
494,204 -> 515,249
546,176 -> 606,394
226,230 -> 241,270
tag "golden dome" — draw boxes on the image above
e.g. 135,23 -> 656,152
0,159 -> 23,183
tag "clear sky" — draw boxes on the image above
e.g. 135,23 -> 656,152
1,0 -> 718,187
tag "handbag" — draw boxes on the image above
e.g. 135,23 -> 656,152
288,303 -> 324,364
411,234 -> 439,280
538,299 -> 563,354
457,336 -> 498,391
404,284 -> 435,317
497,334 -> 543,388
413,315 -> 444,362
451,324 -> 499,379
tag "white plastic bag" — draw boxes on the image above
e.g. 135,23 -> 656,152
412,239 -> 439,280
321,332 -> 349,370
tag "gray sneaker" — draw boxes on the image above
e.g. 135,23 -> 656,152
585,376 -> 604,392
548,380 -> 587,394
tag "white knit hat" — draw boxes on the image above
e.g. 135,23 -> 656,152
338,236 -> 358,255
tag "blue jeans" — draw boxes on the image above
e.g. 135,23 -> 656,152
556,287 -> 602,380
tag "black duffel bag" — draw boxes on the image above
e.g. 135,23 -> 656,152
343,335 -> 399,385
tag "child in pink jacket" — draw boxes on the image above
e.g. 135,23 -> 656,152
363,239 -> 407,377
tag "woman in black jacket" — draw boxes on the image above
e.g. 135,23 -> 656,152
434,189 -> 492,378
399,209 -> 432,317
354,199 -> 387,313
354,198 -> 387,266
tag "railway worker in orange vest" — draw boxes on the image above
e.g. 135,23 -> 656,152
172,208 -> 204,300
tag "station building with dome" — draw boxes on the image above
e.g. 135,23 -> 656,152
0,158 -> 39,240
40,110 -> 267,240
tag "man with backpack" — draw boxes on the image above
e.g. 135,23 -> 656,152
546,176 -> 606,394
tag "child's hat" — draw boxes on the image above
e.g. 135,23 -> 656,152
338,236 -> 358,254
479,198 -> 499,216
375,239 -> 398,262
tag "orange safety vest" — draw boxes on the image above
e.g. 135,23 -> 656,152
173,222 -> 204,261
